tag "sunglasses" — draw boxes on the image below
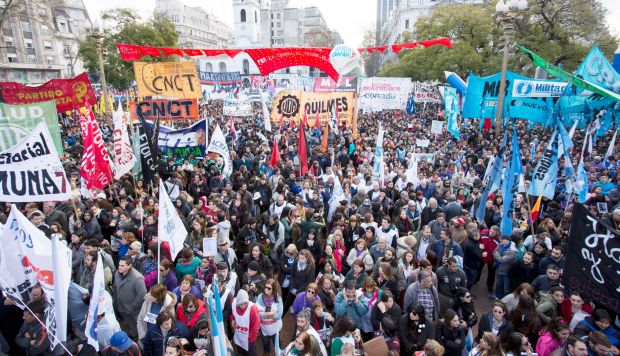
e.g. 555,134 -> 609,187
307,289 -> 315,294
464,295 -> 472,298
264,286 -> 272,291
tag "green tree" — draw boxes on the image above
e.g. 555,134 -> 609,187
378,0 -> 617,81
78,9 -> 179,91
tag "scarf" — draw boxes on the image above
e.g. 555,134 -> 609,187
496,243 -> 511,268
263,294 -> 274,312
297,261 -> 307,271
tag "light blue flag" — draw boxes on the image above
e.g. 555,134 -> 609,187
500,128 -> 523,235
576,160 -> 589,203
530,142 -> 536,163
444,86 -> 460,139
527,130 -> 559,200
557,120 -> 574,154
475,137 -> 507,222
212,277 -> 227,356
597,110 -> 613,137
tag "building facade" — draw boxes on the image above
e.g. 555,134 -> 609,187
0,0 -> 91,84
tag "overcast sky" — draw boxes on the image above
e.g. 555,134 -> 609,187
83,0 -> 620,48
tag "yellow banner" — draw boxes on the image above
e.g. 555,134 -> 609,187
270,90 -> 355,127
133,62 -> 201,99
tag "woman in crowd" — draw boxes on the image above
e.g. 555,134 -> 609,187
511,294 -> 543,346
435,309 -> 467,356
137,283 -> 177,340
140,311 -> 189,356
469,331 -> 504,356
377,262 -> 399,299
399,302 -> 435,355
504,332 -> 535,356
344,214 -> 365,252
453,287 -> 478,329
175,248 -> 201,280
256,278 -> 283,354
345,239 -> 374,273
159,259 -> 178,292
501,283 -> 537,313
370,290 -> 401,331
291,283 -> 321,316
330,316 -> 357,356
536,319 -> 571,356
176,294 -> 207,330
316,274 -> 337,313
172,275 -> 202,305
242,243 -> 274,279
286,249 -> 316,313
358,277 -> 381,340
344,259 -> 368,290
310,300 -> 334,348
476,301 -> 514,344
408,258 -> 438,288
318,244 -> 344,277
282,331 -> 313,356
278,244 -> 298,304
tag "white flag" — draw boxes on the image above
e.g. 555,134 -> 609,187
85,252 -> 105,350
261,93 -> 272,132
207,125 -> 233,178
568,119 -> 578,139
0,205 -> 71,347
372,125 -> 385,186
605,129 -> 618,161
328,175 -> 346,221
113,103 -> 136,179
159,180 -> 188,260
0,122 -> 71,202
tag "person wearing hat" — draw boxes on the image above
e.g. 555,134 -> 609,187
231,289 -> 261,355
492,235 -> 517,300
241,260 -> 267,302
236,217 -> 267,257
101,331 -> 141,355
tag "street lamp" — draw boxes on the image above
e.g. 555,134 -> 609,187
494,0 -> 528,134
90,19 -> 111,118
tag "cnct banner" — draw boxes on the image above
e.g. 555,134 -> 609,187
270,90 -> 355,127
129,99 -> 198,121
358,77 -> 413,111
134,62 -> 201,99
0,72 -> 96,112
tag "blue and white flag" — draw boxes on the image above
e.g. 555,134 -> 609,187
406,95 -> 416,115
576,160 -> 589,203
159,180 -> 188,260
85,253 -> 105,350
372,125 -> 385,186
475,152 -> 505,222
209,291 -> 227,356
146,119 -> 207,159
500,128 -> 523,235
527,130 -> 559,200
444,86 -> 460,139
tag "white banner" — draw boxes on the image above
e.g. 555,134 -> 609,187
414,82 -> 443,103
223,98 -> 253,117
512,79 -> 568,97
358,77 -> 413,111
159,180 -> 188,260
207,125 -> 233,178
0,205 -> 72,347
416,139 -> 430,148
113,104 -> 136,179
0,122 -> 71,202
431,120 -> 444,135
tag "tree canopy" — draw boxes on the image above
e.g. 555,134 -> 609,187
378,0 -> 618,81
78,9 -> 179,91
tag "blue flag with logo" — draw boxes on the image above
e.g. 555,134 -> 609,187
406,95 -> 416,115
444,86 -> 461,139
500,128 -> 523,235
527,130 -> 559,200
475,137 -> 507,222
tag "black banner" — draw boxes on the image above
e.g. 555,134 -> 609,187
136,108 -> 161,187
563,204 -> 620,314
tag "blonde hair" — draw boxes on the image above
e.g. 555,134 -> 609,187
424,339 -> 445,356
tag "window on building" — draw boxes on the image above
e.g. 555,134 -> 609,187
9,70 -> 20,79
3,36 -> 13,46
276,22 -> 280,28
405,19 -> 409,29
240,9 -> 246,22
205,62 -> 213,72
46,56 -> 55,64
44,41 -> 53,50
63,42 -> 71,57
47,71 -> 60,79
277,13 -> 281,19
56,17 -> 67,32
254,11 -> 257,23
271,14 -> 273,19
20,21 -> 31,32
26,54 -> 36,63
24,38 -> 34,48
2,27 -> 11,36
40,24 -> 51,34
7,53 -> 17,63
218,62 -> 226,72
31,71 -> 42,80
242,59 -> 249,75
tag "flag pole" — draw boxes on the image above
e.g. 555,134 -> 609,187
0,285 -> 74,356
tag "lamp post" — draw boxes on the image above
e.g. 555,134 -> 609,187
91,19 -> 111,118
494,0 -> 528,135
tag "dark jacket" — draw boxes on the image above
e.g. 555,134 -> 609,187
507,260 -> 538,289
344,269 -> 368,289
16,320 -> 52,355
463,238 -> 484,270
141,321 -> 189,356
436,321 -> 467,356
289,261 -> 316,293
241,253 -> 273,278
399,316 -> 435,354
371,303 -> 402,330
476,312 -> 514,344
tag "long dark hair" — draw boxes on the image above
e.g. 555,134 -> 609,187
512,295 -> 539,331
331,316 -> 357,338
407,302 -> 428,327
504,332 -> 527,356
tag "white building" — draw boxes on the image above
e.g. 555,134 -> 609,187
155,0 -> 232,48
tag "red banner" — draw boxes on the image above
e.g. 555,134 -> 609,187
80,106 -> 113,192
244,47 -> 339,80
0,72 -> 97,112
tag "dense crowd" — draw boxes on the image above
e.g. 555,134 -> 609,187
0,98 -> 619,356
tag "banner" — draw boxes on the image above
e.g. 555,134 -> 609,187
563,204 -> 620,315
134,62 -> 201,99
199,71 -> 241,85
129,99 -> 198,121
0,72 -> 97,112
136,117 -> 159,186
0,101 -> 63,153
299,75 -> 316,92
244,47 -> 340,80
358,77 -> 413,111
414,82 -> 442,103
0,205 -> 72,348
270,90 -> 355,127
462,71 -> 554,125
207,125 -> 233,177
146,119 -> 207,159
80,107 -> 114,192
443,86 -> 460,139
511,79 -> 568,97
159,180 -> 188,260
313,76 -> 358,92
527,130 -> 559,199
113,105 -> 136,179
0,122 -> 70,202
431,120 -> 444,135
223,98 -> 253,117
270,74 -> 300,91
500,129 -> 523,235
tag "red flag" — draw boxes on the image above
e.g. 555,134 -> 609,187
531,195 -> 543,222
229,114 -> 236,135
270,136 -> 280,167
298,124 -> 309,176
80,108 -> 113,192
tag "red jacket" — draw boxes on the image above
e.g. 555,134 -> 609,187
231,304 -> 261,344
176,299 -> 206,328
480,232 -> 498,265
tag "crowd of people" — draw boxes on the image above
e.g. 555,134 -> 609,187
0,97 -> 619,356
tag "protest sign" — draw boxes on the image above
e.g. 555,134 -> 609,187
207,125 -> 233,177
416,139 -> 430,148
431,120 -> 444,135
199,71 -> 242,85
203,237 -> 218,257
146,119 -> 207,159
113,105 -> 136,179
130,99 -> 198,121
0,205 -> 72,347
159,180 -> 188,260
313,76 -> 358,92
414,82 -> 442,103
358,77 -> 413,111
223,98 -> 253,117
0,122 -> 70,202
270,90 -> 355,127
563,204 -> 620,315
134,62 -> 201,98
0,72 -> 96,112
0,101 -> 63,153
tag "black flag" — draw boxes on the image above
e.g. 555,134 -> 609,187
136,107 -> 160,188
563,203 -> 620,315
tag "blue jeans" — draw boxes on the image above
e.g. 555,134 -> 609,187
495,273 -> 511,298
